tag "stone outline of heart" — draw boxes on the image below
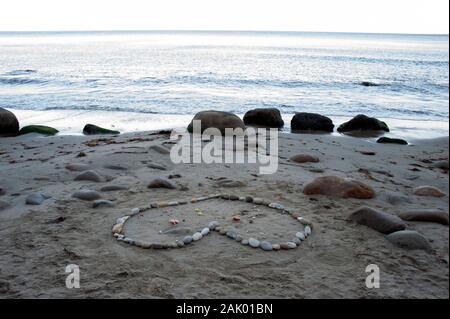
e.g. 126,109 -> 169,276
112,193 -> 313,251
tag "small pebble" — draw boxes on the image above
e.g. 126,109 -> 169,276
183,236 -> 193,244
249,238 -> 260,248
272,244 -> 281,250
287,242 -> 297,249
208,221 -> 219,230
305,226 -> 312,236
201,228 -> 210,236
296,232 -> 306,241
241,239 -> 249,245
193,232 -> 203,241
260,241 -> 273,251
131,208 -> 140,215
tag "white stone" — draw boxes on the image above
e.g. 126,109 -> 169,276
305,226 -> 312,236
287,242 -> 297,249
193,232 -> 203,241
131,208 -> 140,215
201,228 -> 210,236
269,203 -> 284,210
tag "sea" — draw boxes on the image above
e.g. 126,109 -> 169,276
0,31 -> 448,138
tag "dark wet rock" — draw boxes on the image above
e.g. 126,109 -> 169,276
100,185 -> 129,192
25,193 -> 51,205
0,187 -> 5,196
376,137 -> 408,145
93,199 -> 115,208
337,114 -> 389,133
398,209 -> 449,225
72,190 -> 101,201
74,170 -> 104,182
386,230 -> 432,252
187,110 -> 246,135
147,177 -> 177,189
359,81 -> 380,87
291,112 -> 334,132
19,125 -> 59,136
303,176 -> 375,199
83,124 -> 120,135
350,206 -> 406,234
65,163 -> 90,172
0,107 -> 19,136
243,108 -> 284,128
290,154 -> 319,163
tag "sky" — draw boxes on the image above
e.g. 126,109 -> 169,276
0,0 -> 448,34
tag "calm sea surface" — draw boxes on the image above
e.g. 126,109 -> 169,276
0,31 -> 448,132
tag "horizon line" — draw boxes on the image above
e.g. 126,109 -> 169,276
0,29 -> 448,36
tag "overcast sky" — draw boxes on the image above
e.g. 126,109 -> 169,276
0,0 -> 448,34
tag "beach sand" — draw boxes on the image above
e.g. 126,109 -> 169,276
0,130 -> 448,298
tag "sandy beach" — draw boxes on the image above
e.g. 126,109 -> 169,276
0,127 -> 448,298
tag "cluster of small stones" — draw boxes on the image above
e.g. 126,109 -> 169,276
111,194 -> 313,251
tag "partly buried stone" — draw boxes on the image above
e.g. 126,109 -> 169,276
74,170 -> 104,182
0,187 -> 5,196
386,230 -> 432,252
381,191 -> 412,206
243,108 -> 284,128
83,124 -> 120,135
260,241 -> 273,251
0,200 -> 10,211
65,163 -> 90,172
93,199 -> 115,208
217,179 -> 246,188
290,112 -> 334,133
413,186 -> 446,198
290,154 -> 319,163
147,177 -> 177,189
25,193 -> 51,205
149,145 -> 171,155
72,190 -> 101,201
398,209 -> 449,225
19,125 -> 59,136
0,107 -> 19,136
350,206 -> 406,234
376,137 -> 408,145
337,114 -> 389,134
100,185 -> 129,192
187,110 -> 246,135
303,176 -> 375,199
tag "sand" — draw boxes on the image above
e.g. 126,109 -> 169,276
0,130 -> 448,298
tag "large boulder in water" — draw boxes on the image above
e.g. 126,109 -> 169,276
291,112 -> 334,133
0,108 -> 19,136
187,111 -> 246,135
243,108 -> 284,128
303,176 -> 375,199
337,114 -> 389,134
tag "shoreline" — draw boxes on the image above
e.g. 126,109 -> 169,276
8,108 -> 450,140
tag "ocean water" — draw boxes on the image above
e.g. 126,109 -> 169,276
0,31 -> 448,135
